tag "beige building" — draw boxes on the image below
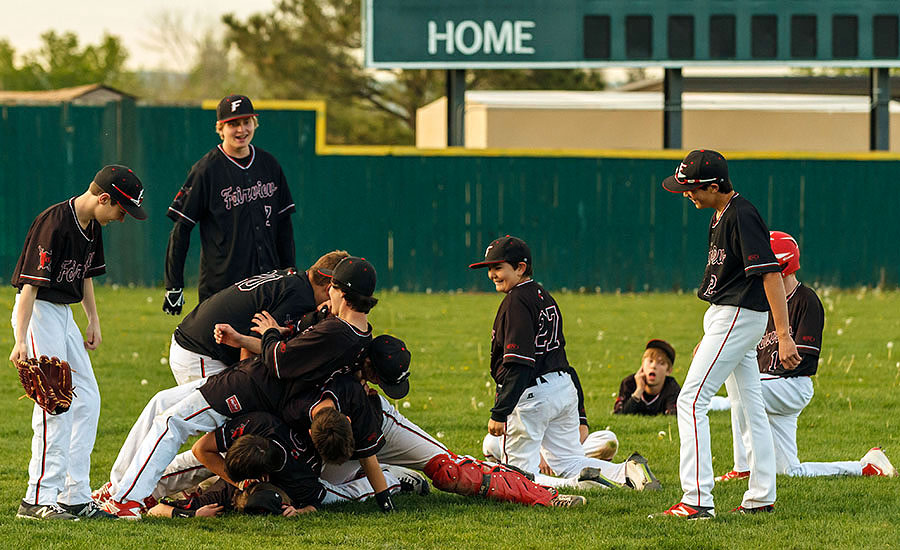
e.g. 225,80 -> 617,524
416,90 -> 900,153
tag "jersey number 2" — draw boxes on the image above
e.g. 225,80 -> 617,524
535,306 -> 561,354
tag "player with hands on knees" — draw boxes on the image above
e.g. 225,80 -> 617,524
10,165 -> 146,521
652,149 -> 800,520
164,94 -> 296,313
716,230 -> 897,483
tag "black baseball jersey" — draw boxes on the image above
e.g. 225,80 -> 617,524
173,268 -> 316,364
165,144 -> 296,301
757,283 -> 825,378
168,478 -> 238,511
613,375 -> 681,415
214,412 -> 326,508
489,280 -> 570,422
11,198 -> 106,304
697,193 -> 780,312
280,373 -> 386,460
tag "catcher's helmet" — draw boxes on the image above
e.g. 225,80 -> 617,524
770,231 -> 800,275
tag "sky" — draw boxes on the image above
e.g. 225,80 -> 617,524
0,0 -> 277,71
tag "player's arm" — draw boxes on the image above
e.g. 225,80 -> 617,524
358,454 -> 395,512
275,215 -> 295,269
567,366 -> 590,432
191,432 -> 238,487
214,323 -> 263,355
81,278 -> 101,350
9,284 -> 38,362
147,502 -> 224,518
489,364 -> 532,435
762,272 -> 801,369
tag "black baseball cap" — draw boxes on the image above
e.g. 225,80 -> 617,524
217,94 -> 256,123
369,335 -> 411,399
662,149 -> 730,193
645,339 -> 676,366
93,164 -> 147,220
320,256 -> 377,297
469,235 -> 531,269
240,483 -> 290,515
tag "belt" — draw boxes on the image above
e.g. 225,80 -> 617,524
526,370 -> 565,388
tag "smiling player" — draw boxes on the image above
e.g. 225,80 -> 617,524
164,94 -> 297,313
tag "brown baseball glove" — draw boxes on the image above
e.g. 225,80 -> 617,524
13,355 -> 75,415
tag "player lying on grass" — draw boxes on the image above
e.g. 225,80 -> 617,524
148,481 -> 293,519
167,249 -> 348,384
469,236 -> 660,492
142,415 -> 418,518
716,231 -> 897,482
613,339 -> 681,416
146,336 -> 589,508
100,257 -> 386,519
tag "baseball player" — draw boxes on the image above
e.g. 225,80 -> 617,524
164,94 -> 296,313
469,236 -> 660,492
101,257 -> 384,518
483,365 -> 620,477
652,149 -> 800,519
717,231 -> 897,481
10,165 -> 147,520
168,249 -> 348,384
613,339 -> 681,415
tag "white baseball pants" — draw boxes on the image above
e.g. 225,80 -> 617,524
168,336 -> 228,385
678,304 -> 774,510
731,375 -> 861,477
500,371 -> 626,486
321,395 -> 449,484
12,296 -> 102,506
108,380 -> 228,503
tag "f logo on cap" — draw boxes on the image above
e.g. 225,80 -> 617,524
676,163 -> 688,180
231,99 -> 242,112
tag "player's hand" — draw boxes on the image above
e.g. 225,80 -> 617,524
282,504 -> 317,517
84,319 -> 101,350
632,366 -> 647,397
538,454 -> 555,476
9,343 -> 28,363
777,334 -> 802,370
195,504 -> 224,517
250,311 -> 280,335
488,419 -> 507,436
163,288 -> 185,315
214,323 -> 241,347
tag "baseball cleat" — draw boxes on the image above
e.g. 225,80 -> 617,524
91,481 -> 113,504
16,500 -> 79,521
715,470 -> 750,482
548,494 -> 587,508
101,499 -> 143,520
623,453 -> 661,491
649,502 -> 715,520
384,464 -> 431,496
576,467 -> 619,489
731,504 -> 775,514
59,500 -> 118,519
861,447 -> 897,477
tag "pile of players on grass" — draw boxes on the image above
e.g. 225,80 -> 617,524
10,92 -> 895,522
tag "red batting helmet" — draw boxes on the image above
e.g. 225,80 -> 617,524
770,231 -> 800,276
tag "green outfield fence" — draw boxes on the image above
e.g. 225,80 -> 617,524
1,100 -> 897,293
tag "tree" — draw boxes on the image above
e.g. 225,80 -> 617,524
223,0 -> 605,145
0,31 -> 135,91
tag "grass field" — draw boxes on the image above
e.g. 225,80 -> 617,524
0,285 -> 898,549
